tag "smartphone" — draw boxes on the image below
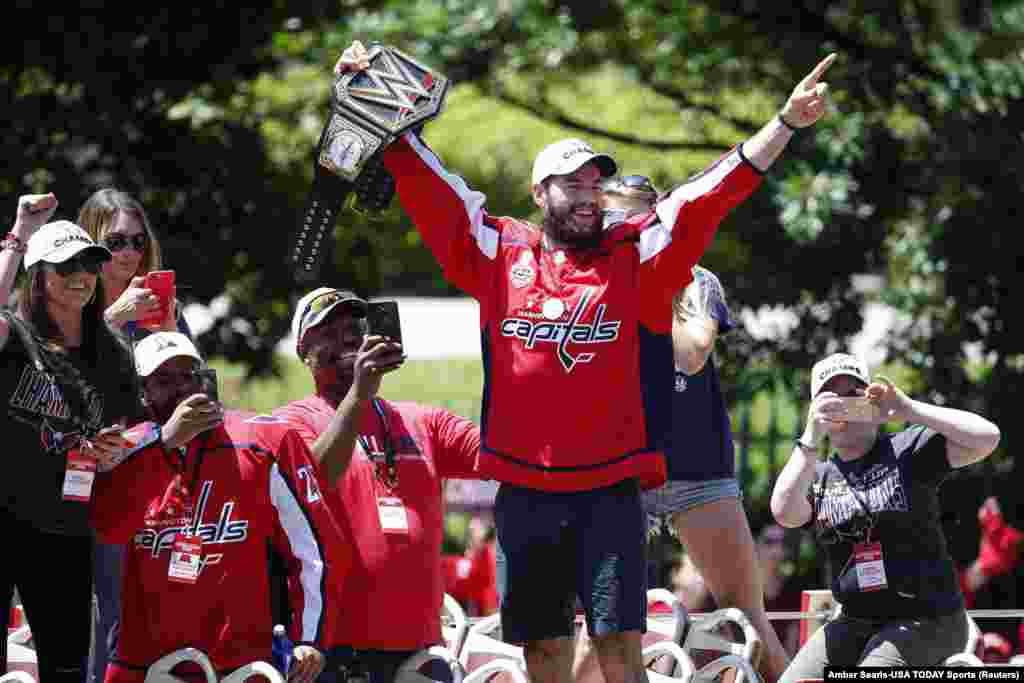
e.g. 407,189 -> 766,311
835,397 -> 880,422
196,368 -> 219,403
365,301 -> 402,345
140,270 -> 176,330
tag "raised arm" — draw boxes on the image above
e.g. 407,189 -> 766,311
742,53 -> 837,172
770,392 -> 845,528
334,41 -> 499,298
672,266 -> 734,374
866,377 -> 1001,468
310,336 -> 404,484
0,193 -> 59,350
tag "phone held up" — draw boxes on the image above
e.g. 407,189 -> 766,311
365,301 -> 402,346
835,396 -> 880,423
196,368 -> 219,403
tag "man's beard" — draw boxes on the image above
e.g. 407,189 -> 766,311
543,200 -> 602,249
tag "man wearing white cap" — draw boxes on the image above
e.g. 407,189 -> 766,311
771,352 -> 1001,678
1,194 -> 139,683
273,286 -> 483,682
90,331 -> 343,683
335,42 -> 838,682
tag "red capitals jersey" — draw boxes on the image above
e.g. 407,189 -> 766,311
382,134 -> 762,492
273,396 -> 481,650
91,411 -> 349,673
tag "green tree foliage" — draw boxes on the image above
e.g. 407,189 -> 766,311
8,4 -> 1023,528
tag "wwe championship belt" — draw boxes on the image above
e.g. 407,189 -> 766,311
292,44 -> 450,282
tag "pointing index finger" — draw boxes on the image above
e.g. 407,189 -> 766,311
804,52 -> 837,87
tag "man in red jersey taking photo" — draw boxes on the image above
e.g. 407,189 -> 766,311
273,288 -> 483,683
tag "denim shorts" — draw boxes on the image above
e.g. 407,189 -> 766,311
642,478 -> 741,533
494,479 -> 647,643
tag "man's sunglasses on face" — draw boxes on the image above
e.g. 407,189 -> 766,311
102,233 -> 148,252
50,256 -> 103,277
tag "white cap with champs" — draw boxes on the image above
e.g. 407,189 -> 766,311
810,353 -> 871,398
531,138 -> 617,186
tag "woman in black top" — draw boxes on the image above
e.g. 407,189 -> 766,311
771,353 -> 1001,678
0,193 -> 138,683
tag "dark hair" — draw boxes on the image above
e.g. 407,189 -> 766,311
15,265 -> 140,425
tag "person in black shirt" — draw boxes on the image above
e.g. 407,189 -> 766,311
0,193 -> 137,683
771,353 -> 1000,677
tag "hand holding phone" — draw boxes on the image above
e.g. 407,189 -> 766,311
139,270 -> 176,330
196,368 -> 219,403
365,301 -> 402,345
835,397 -> 881,422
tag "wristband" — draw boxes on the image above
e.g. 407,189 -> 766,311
777,114 -> 799,133
794,438 -> 817,452
1,231 -> 27,254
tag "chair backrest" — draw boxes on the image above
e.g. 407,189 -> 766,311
143,648 -> 218,683
641,640 -> 696,681
0,672 -> 37,683
963,614 -> 981,655
461,659 -> 528,683
683,608 -> 763,683
943,653 -> 983,667
457,614 -> 526,674
646,588 -> 689,647
4,639 -> 38,683
221,662 -> 284,683
396,645 -> 463,683
442,593 -> 470,659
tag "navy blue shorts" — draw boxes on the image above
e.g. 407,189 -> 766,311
494,478 -> 647,643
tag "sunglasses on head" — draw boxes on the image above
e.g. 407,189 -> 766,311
300,291 -> 363,332
102,233 -> 148,252
50,255 -> 102,277
605,175 -> 658,196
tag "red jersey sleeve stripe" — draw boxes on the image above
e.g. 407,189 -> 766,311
403,133 -> 499,261
642,148 -> 748,264
270,462 -> 325,644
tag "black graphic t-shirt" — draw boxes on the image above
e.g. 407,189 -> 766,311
0,332 -> 135,536
808,425 -> 963,619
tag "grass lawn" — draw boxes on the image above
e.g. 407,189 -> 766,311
207,355 -> 485,421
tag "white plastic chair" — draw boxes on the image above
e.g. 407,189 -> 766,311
943,653 -> 983,667
222,661 -> 284,683
396,645 -> 463,683
683,608 -> 763,683
0,673 -> 37,683
4,638 -> 37,683
646,588 -> 689,645
144,648 -> 218,683
461,659 -> 528,683
642,640 -> 696,681
457,613 -> 527,674
442,593 -> 470,660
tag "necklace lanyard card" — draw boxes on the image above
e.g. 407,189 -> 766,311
168,533 -> 203,584
377,496 -> 409,534
852,541 -> 888,592
62,450 -> 97,502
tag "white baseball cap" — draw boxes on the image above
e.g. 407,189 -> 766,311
291,287 -> 368,357
531,138 -> 617,187
134,332 -> 203,377
810,353 -> 871,398
24,220 -> 112,270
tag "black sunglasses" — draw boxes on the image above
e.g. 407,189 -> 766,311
50,256 -> 103,277
102,233 -> 148,252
